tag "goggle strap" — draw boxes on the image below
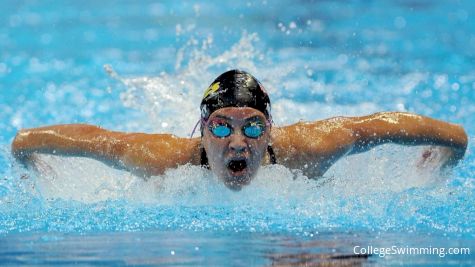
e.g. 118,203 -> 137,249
190,119 -> 201,138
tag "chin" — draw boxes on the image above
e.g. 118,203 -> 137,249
223,174 -> 252,191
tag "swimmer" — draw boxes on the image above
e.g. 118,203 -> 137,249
12,70 -> 468,190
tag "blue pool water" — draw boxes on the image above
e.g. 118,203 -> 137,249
1,0 -> 474,265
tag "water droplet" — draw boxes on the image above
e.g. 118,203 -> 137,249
394,16 -> 406,29
451,83 -> 459,91
0,63 -> 7,74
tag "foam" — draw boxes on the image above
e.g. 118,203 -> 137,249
29,144 -> 447,205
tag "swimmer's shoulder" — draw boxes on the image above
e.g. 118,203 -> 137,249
110,132 -> 202,176
125,133 -> 201,162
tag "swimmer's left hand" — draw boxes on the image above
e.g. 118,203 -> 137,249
417,146 -> 463,171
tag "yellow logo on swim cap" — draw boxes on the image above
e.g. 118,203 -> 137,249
203,82 -> 220,98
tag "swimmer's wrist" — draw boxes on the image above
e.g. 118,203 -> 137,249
441,146 -> 466,170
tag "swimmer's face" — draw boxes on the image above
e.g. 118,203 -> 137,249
202,107 -> 271,190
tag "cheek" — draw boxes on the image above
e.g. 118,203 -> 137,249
250,138 -> 269,157
259,132 -> 271,149
202,135 -> 226,160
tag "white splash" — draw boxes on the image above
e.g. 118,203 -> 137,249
104,32 -> 274,136
28,143 -> 448,206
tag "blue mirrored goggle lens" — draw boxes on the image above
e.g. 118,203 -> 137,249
210,124 -> 232,137
243,123 -> 265,138
209,121 -> 266,138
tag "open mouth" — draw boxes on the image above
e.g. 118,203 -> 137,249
227,159 -> 247,173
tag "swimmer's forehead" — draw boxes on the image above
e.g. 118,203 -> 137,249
209,107 -> 266,122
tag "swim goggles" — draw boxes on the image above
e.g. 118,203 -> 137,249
208,120 -> 267,139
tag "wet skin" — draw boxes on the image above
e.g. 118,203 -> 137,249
201,107 -> 271,190
11,110 -> 468,189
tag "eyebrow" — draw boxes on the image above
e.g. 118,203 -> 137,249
213,115 -> 232,120
244,116 -> 265,122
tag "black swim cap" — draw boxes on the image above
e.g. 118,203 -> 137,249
200,70 -> 271,120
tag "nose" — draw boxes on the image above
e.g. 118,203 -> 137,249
228,132 -> 247,153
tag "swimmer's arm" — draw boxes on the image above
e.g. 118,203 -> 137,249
12,124 -> 201,176
346,112 -> 468,167
271,119 -> 357,177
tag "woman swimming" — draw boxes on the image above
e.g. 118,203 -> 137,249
12,70 -> 468,190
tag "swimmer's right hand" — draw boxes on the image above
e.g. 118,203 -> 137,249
13,151 -> 35,168
12,133 -> 55,176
